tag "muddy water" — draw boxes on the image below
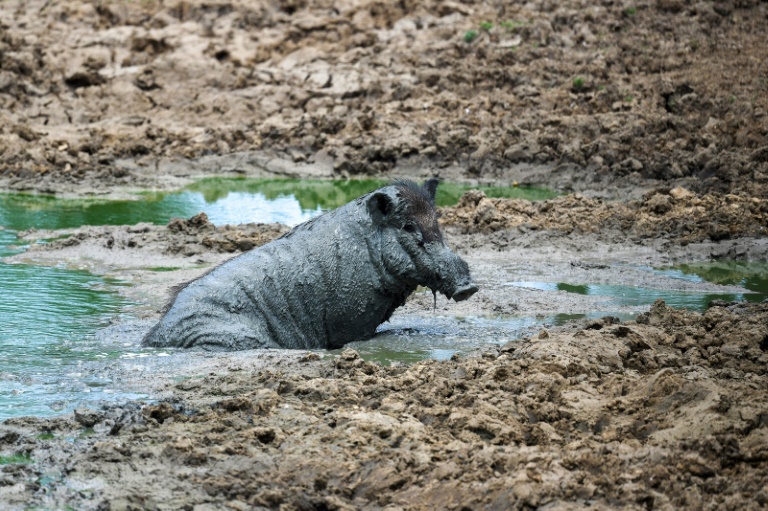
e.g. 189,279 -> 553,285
0,180 -> 763,418
335,311 -> 640,365
507,275 -> 768,312
0,230 -> 145,419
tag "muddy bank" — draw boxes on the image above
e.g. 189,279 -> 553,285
13,188 -> 768,272
16,211 -> 290,265
1,0 -> 767,197
444,187 -> 768,251
1,300 -> 766,510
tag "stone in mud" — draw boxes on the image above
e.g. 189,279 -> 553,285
143,180 -> 478,351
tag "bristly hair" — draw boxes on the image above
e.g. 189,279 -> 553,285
422,178 -> 439,205
391,179 -> 437,205
392,179 -> 443,243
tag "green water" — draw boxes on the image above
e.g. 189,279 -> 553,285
0,230 -> 146,419
0,178 -> 556,231
655,261 -> 768,296
182,177 -> 557,209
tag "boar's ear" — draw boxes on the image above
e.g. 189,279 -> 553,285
367,191 -> 396,225
423,178 -> 439,205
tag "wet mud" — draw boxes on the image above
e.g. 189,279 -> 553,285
1,0 -> 768,509
4,198 -> 768,510
1,301 -> 767,510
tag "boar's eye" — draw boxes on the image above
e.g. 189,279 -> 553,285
403,223 -> 417,234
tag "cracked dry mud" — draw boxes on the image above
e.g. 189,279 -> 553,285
1,0 -> 768,510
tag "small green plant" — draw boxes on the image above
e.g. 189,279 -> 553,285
78,428 -> 97,439
625,95 -> 634,102
572,77 -> 586,91
464,30 -> 479,43
500,20 -> 526,31
0,453 -> 32,464
479,21 -> 493,31
690,40 -> 700,52
625,6 -> 637,16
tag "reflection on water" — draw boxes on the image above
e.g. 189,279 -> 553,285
184,177 -> 558,210
0,187 -> 319,230
0,178 -> 557,231
655,261 -> 768,296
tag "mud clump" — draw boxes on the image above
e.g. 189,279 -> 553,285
165,212 -> 290,254
442,188 -> 768,244
18,212 -> 290,258
1,300 -> 766,509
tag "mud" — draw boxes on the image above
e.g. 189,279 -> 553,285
1,301 -> 766,510
2,0 -> 768,509
17,212 -> 290,264
1,0 -> 767,198
4,203 -> 767,509
445,187 -> 768,247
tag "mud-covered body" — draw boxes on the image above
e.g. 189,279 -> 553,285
142,180 -> 477,351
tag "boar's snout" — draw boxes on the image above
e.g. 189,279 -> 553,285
434,250 -> 478,302
451,283 -> 479,302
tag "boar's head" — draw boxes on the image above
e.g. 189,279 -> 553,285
366,179 -> 478,302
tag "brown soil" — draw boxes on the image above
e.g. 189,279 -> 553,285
444,186 -> 768,246
2,301 -> 767,510
1,0 -> 767,197
19,211 -> 290,258
2,0 -> 768,509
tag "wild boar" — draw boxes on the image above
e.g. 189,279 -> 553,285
142,179 -> 478,350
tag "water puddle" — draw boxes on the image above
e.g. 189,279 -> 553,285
335,311 -> 637,366
0,230 -> 147,419
655,261 -> 768,297
0,178 -> 556,230
508,263 -> 768,314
